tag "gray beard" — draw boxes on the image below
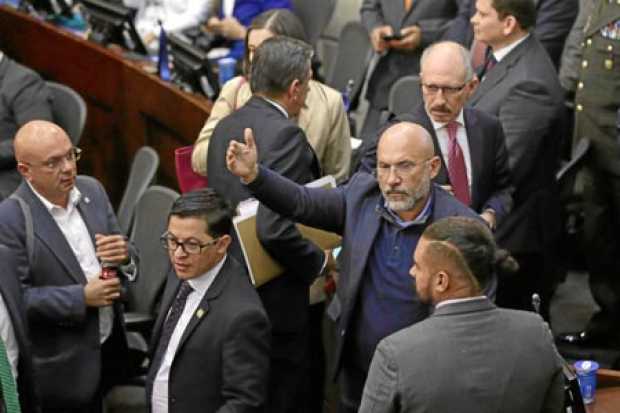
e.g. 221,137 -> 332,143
384,174 -> 431,213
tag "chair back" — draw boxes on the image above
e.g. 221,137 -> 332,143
175,145 -> 208,193
46,81 -> 87,146
126,185 -> 179,316
388,75 -> 423,116
327,21 -> 372,98
291,0 -> 335,46
117,146 -> 160,235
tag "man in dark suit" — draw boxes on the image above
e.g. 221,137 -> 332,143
359,217 -> 564,413
0,245 -> 39,413
443,0 -> 578,68
0,121 -> 138,412
468,0 -> 564,319
0,51 -> 53,199
226,121 -> 494,412
146,189 -> 270,413
360,41 -> 513,230
207,37 -> 327,413
359,0 -> 461,137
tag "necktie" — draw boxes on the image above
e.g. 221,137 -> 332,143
446,121 -> 471,206
0,337 -> 20,413
404,0 -> 413,12
150,281 -> 193,375
479,51 -> 497,79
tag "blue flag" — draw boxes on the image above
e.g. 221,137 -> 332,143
158,21 -> 171,82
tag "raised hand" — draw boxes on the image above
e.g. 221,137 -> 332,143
226,128 -> 259,183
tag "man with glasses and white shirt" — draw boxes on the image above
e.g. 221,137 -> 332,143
145,188 -> 270,413
360,41 -> 513,231
0,120 -> 138,412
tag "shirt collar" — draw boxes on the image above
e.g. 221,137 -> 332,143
27,181 -> 82,213
261,96 -> 289,119
187,254 -> 227,295
0,52 -> 4,63
428,110 -> 465,132
492,33 -> 529,63
435,295 -> 487,309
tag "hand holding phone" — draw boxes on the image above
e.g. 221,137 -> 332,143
382,33 -> 403,41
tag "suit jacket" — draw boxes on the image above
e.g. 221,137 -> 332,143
145,256 -> 271,413
0,56 -> 53,199
359,297 -> 565,413
0,245 -> 40,413
193,78 -> 351,182
361,0 -> 460,109
245,167 -> 488,377
207,96 -> 324,350
0,176 -> 137,408
468,35 -> 564,254
443,0 -> 578,68
359,104 -> 514,224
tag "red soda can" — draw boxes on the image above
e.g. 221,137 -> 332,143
100,262 -> 118,280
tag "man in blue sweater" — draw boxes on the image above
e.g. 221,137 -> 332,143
226,121 -> 493,412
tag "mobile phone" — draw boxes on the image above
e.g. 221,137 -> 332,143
382,33 -> 403,41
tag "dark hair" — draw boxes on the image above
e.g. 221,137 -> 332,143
250,36 -> 313,96
168,188 -> 235,238
422,217 -> 518,288
491,0 -> 536,30
243,9 -> 307,76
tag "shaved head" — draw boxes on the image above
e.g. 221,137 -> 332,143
376,122 -> 441,221
378,122 -> 435,160
15,120 -> 77,207
14,120 -> 69,163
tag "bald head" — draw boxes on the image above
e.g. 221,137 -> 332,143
14,120 -> 71,163
420,41 -> 473,84
15,120 -> 77,207
378,122 -> 435,160
376,122 -> 441,221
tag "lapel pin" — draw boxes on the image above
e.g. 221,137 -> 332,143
84,196 -> 90,204
196,309 -> 206,318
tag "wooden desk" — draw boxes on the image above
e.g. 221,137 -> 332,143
0,6 -> 211,204
586,369 -> 620,413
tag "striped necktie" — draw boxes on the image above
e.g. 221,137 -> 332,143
0,337 -> 20,413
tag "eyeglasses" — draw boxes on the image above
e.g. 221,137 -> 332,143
422,83 -> 466,97
22,147 -> 82,171
160,232 -> 219,255
376,159 -> 430,177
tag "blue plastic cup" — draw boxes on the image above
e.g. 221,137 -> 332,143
574,360 -> 599,404
218,57 -> 237,87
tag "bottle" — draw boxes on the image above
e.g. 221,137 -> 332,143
100,262 -> 118,280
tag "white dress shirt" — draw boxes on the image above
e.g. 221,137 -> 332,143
0,294 -> 19,380
435,295 -> 487,309
28,184 -> 113,343
151,256 -> 227,413
492,34 -> 530,63
428,110 -> 473,192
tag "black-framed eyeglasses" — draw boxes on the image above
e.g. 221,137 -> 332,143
160,232 -> 219,255
376,159 -> 431,177
22,147 -> 82,170
421,83 -> 467,96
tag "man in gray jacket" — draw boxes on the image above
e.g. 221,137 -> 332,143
359,217 -> 565,413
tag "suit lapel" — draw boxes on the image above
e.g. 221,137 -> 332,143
415,106 -> 450,185
18,184 -> 86,284
470,37 -> 532,106
175,257 -> 232,353
463,109 -> 484,207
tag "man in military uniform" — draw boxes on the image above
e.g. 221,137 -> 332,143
559,0 -> 620,345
